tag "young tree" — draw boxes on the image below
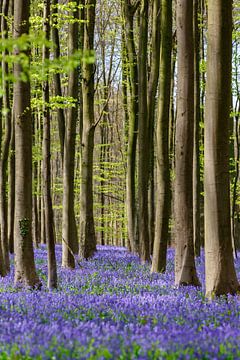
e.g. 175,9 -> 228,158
151,0 -> 172,273
52,0 -> 65,160
193,0 -> 201,257
13,0 -> 41,288
7,0 -> 15,255
138,0 -> 150,262
147,0 -> 161,253
42,0 -> 57,289
8,113 -> 15,255
0,0 -> 11,273
122,0 -> 139,253
79,0 -> 97,259
204,0 -> 239,297
174,0 -> 200,286
62,0 -> 79,268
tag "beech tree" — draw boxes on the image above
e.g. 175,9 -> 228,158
52,0 -> 65,160
147,0 -> 161,253
174,0 -> 200,286
42,0 -> 57,289
193,0 -> 201,257
62,1 -> 79,268
122,0 -> 139,253
13,0 -> 40,288
138,0 -> 150,262
79,0 -> 97,259
151,0 -> 172,273
204,0 -> 239,297
0,0 -> 11,274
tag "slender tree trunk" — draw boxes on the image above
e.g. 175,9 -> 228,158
151,0 -> 172,273
232,100 -> 240,251
147,0 -> 161,254
42,0 -> 57,289
174,0 -> 200,286
0,0 -> 11,273
13,0 -> 40,288
123,1 -> 139,253
204,0 -> 239,297
138,0 -> 150,262
99,124 -> 107,246
7,0 -> 14,256
52,0 -> 65,160
169,35 -> 177,175
79,0 -> 97,259
32,119 -> 39,248
0,109 -> 5,275
193,0 -> 201,257
8,111 -> 15,254
62,0 -> 79,268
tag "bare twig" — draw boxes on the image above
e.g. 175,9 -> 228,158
62,237 -> 83,268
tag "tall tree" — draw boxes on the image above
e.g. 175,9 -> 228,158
62,0 -> 79,268
0,0 -> 11,273
123,0 -> 139,253
8,112 -> 15,255
151,0 -> 172,273
42,0 -> 57,289
52,0 -> 65,160
7,0 -> 14,255
138,0 -> 150,262
147,0 -> 161,253
193,0 -> 201,257
174,0 -> 200,286
79,0 -> 97,259
204,0 -> 239,297
13,0 -> 40,288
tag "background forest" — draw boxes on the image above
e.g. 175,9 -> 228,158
0,0 -> 240,359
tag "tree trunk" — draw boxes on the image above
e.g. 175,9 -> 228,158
174,0 -> 200,286
151,0 -> 172,273
62,0 -> 79,268
0,0 -> 11,273
232,100 -> 240,251
13,0 -> 41,288
204,0 -> 239,297
42,0 -> 57,289
7,0 -> 15,255
8,111 -> 15,254
79,0 -> 97,259
147,0 -> 161,255
193,0 -> 201,257
32,119 -> 39,248
123,1 -> 139,253
52,0 -> 65,161
138,0 -> 150,262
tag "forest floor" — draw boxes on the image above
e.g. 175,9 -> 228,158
0,246 -> 239,359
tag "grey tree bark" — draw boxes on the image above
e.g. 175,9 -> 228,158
204,0 -> 239,297
0,0 -> 11,273
138,0 -> 150,262
62,0 -> 79,268
193,0 -> 201,257
174,0 -> 200,286
151,0 -> 172,273
42,0 -> 57,289
52,0 -> 65,161
79,0 -> 97,259
147,0 -> 161,254
123,0 -> 139,253
13,0 -> 41,288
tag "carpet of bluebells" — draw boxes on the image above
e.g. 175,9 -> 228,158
0,246 -> 240,359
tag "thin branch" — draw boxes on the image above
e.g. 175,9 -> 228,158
94,191 -> 124,203
62,237 -> 83,268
